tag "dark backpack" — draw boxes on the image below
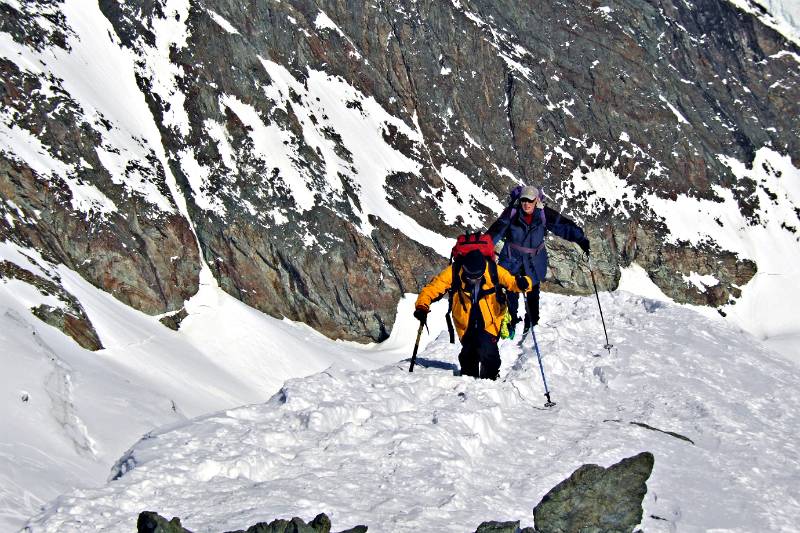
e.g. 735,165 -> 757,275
443,232 -> 506,343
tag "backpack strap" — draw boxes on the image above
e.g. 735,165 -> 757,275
444,256 -> 462,344
445,312 -> 455,344
487,261 -> 506,308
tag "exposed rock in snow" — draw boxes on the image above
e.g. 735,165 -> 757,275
21,292 -> 800,532
136,510 -> 366,533
533,452 -> 654,533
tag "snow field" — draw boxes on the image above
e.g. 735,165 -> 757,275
0,244 -> 413,532
25,291 -> 800,533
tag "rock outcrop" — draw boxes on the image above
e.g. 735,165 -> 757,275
137,511 -> 366,533
136,453 -> 654,533
3,0 -> 798,341
0,259 -> 102,350
137,512 -> 191,533
474,520 -> 535,533
533,451 -> 655,533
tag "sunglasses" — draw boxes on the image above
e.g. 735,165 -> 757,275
462,271 -> 483,283
520,198 -> 536,204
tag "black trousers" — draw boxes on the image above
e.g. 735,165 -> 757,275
507,284 -> 541,328
459,329 -> 501,380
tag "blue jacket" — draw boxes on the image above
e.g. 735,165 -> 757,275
488,205 -> 586,284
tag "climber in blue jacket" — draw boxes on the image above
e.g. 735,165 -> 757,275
487,185 -> 590,337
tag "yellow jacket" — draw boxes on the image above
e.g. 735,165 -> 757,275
416,263 -> 531,340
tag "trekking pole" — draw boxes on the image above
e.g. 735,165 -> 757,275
524,293 -> 556,407
587,255 -> 613,354
531,328 -> 556,407
408,321 -> 425,372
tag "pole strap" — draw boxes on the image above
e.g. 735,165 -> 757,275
445,313 -> 455,344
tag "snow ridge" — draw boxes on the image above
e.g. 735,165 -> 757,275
25,292 -> 800,533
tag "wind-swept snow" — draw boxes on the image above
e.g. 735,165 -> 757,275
24,292 -> 800,533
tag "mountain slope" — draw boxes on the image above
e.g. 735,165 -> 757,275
741,0 -> 800,44
23,291 -> 800,532
0,244 -> 412,531
1,1 -> 799,531
3,0 -> 799,344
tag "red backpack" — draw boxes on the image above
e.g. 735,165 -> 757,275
443,232 -> 505,343
452,233 -> 496,260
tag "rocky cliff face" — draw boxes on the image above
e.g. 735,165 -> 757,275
1,0 -> 798,343
1,1 -> 201,347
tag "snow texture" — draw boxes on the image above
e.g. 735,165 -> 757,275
21,291 -> 800,533
564,147 -> 800,360
205,8 -> 239,34
0,245 -> 411,531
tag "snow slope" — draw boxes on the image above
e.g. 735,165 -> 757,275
566,146 -> 800,363
23,291 -> 800,533
0,252 -> 422,531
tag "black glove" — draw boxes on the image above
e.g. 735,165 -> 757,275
516,275 -> 530,291
413,307 -> 429,325
578,237 -> 590,256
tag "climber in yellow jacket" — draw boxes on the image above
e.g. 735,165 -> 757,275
414,250 -> 532,379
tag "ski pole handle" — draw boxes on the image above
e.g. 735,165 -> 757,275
408,321 -> 425,372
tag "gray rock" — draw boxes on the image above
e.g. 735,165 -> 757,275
137,511 -> 193,533
136,511 -> 364,533
4,0 -> 797,342
475,520 -> 522,533
224,514 -> 365,533
159,307 -> 189,331
0,260 -> 103,350
533,452 -> 655,533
